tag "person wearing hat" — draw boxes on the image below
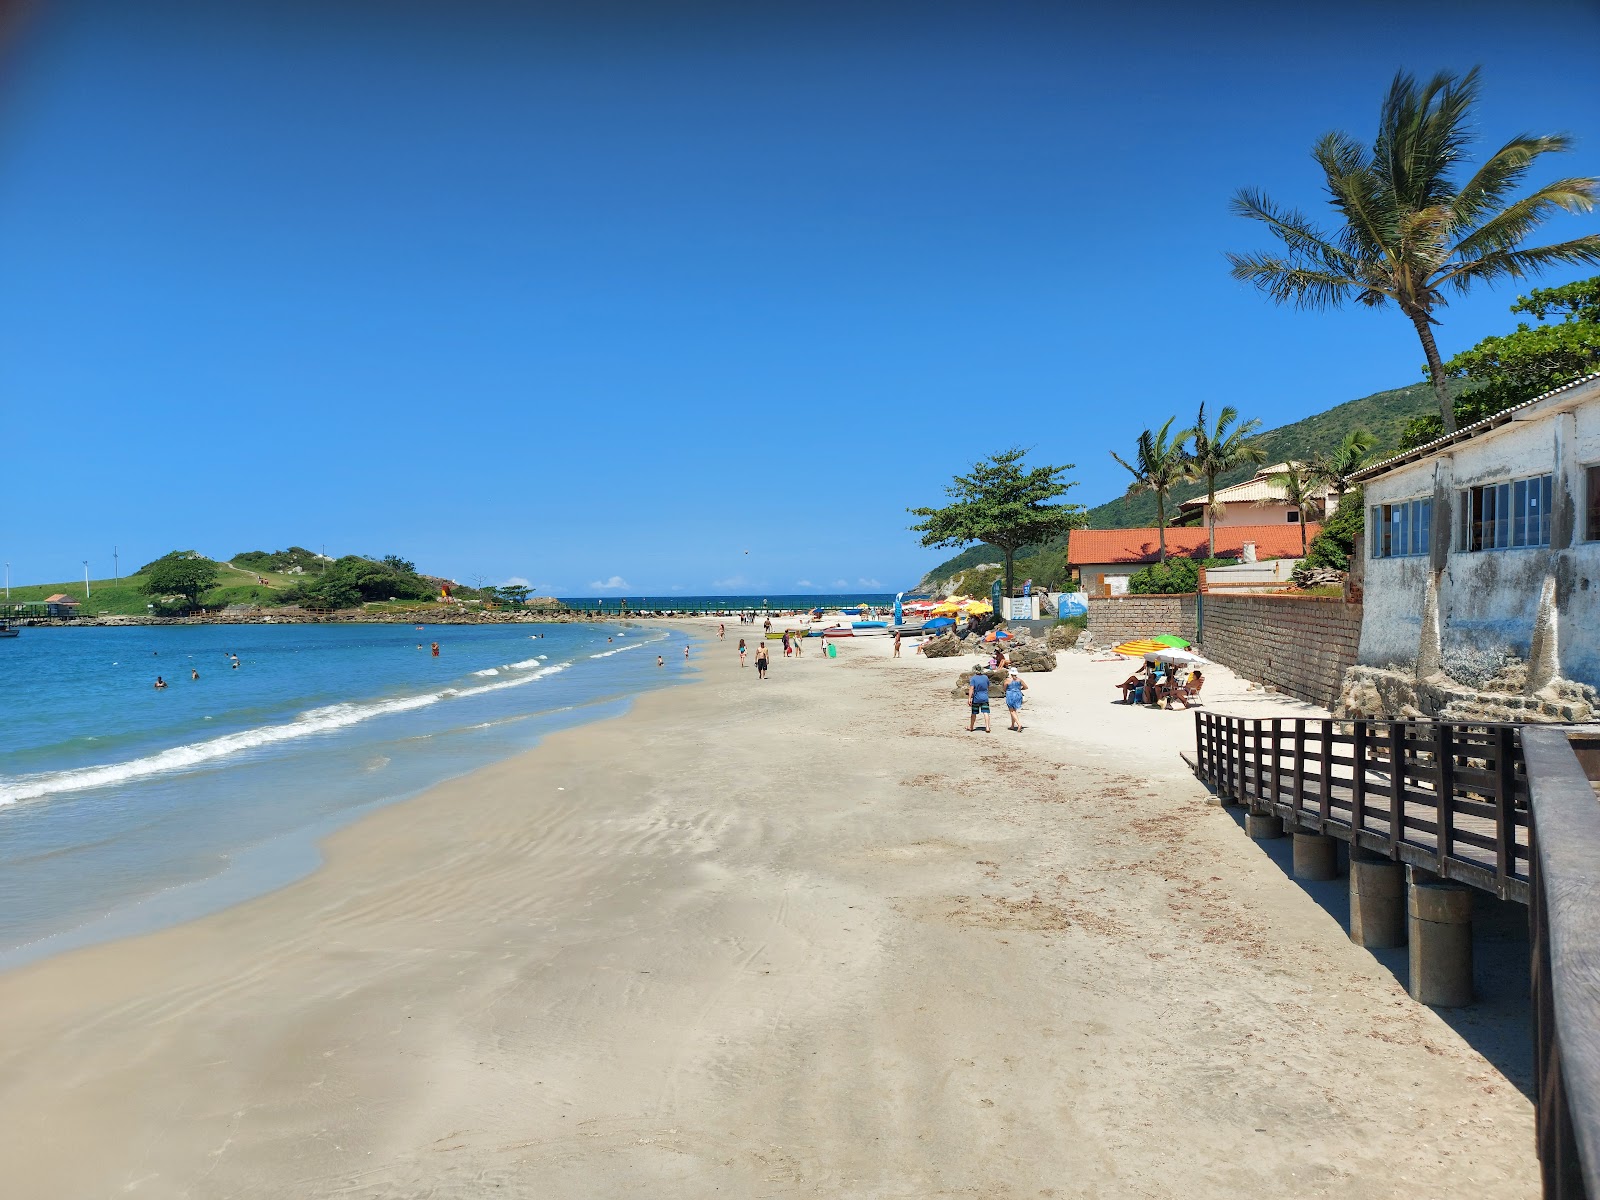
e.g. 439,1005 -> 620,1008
1004,668 -> 1028,731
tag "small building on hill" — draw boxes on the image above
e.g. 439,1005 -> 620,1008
1344,373 -> 1600,720
1069,523 -> 1321,597
43,594 -> 81,617
1178,463 -> 1336,528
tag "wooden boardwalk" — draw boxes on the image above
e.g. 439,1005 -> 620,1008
1194,714 -> 1530,903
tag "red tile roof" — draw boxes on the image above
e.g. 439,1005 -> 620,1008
1068,523 -> 1323,565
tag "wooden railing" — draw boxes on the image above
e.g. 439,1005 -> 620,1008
1194,713 -> 1530,903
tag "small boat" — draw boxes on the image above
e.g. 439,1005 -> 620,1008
822,626 -> 854,637
852,620 -> 886,628
0,621 -> 17,639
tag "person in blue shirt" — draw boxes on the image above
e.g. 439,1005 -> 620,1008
966,663 -> 992,733
1004,668 -> 1028,731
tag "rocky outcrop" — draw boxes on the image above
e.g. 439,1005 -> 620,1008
1046,623 -> 1080,650
950,665 -> 1010,697
920,632 -> 967,659
1336,660 -> 1598,724
1007,638 -> 1057,672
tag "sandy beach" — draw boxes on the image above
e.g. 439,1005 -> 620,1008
0,622 -> 1537,1197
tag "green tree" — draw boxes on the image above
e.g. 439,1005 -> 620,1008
1264,463 -> 1325,556
1127,557 -> 1199,595
1188,403 -> 1265,560
381,554 -> 417,574
142,553 -> 221,607
1229,67 -> 1600,435
1307,428 -> 1379,499
1110,417 -> 1193,562
908,448 -> 1085,601
1300,486 -> 1366,573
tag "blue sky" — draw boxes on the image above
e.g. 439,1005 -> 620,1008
4,1 -> 1599,595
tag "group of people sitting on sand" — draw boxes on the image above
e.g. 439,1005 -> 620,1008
1117,662 -> 1203,709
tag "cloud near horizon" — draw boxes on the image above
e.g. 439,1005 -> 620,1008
501,576 -> 532,588
712,574 -> 751,589
589,576 -> 631,590
857,577 -> 882,588
795,579 -> 814,588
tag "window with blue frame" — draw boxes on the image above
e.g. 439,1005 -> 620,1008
1458,474 -> 1552,551
1369,498 -> 1432,558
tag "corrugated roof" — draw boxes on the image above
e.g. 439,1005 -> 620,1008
44,594 -> 79,604
1178,470 -> 1333,509
1068,523 -> 1323,565
1352,372 -> 1600,483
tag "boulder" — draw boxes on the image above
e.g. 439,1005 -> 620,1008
951,664 -> 1010,697
1046,623 -> 1079,650
920,632 -> 964,659
1008,639 -> 1057,672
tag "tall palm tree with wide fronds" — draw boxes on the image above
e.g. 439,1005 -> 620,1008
1307,429 -> 1380,499
1189,402 -> 1266,560
1111,417 -> 1193,562
1229,67 -> 1600,435
1265,463 -> 1326,556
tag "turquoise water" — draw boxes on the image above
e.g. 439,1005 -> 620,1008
0,621 -> 690,965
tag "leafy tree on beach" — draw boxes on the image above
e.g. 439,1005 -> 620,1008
1229,67 -> 1600,435
908,448 -> 1085,601
1188,403 -> 1265,560
1399,275 -> 1600,447
1110,417 -> 1193,562
142,553 -> 221,608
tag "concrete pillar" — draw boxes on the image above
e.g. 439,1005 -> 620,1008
1408,879 -> 1474,1007
1348,855 -> 1406,947
1245,811 -> 1283,840
1292,833 -> 1337,881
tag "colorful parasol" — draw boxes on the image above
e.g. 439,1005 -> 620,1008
1113,639 -> 1168,656
1154,634 -> 1190,648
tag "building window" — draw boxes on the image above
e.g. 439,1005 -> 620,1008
1587,464 -> 1600,542
1458,474 -> 1552,551
1287,510 -> 1300,523
1370,498 -> 1431,558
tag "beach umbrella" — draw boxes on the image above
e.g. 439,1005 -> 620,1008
1113,639 -> 1167,656
965,601 -> 993,614
1144,648 -> 1207,665
924,616 -> 956,629
1154,634 -> 1190,648
931,603 -> 961,615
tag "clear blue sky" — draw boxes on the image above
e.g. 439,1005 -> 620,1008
4,0 -> 1598,595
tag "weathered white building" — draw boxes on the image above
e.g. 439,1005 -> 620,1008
1344,373 -> 1600,720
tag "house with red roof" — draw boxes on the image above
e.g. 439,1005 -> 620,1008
1068,523 -> 1322,597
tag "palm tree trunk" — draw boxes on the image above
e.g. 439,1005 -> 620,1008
1156,492 -> 1167,562
1407,307 -> 1456,435
1300,519 -> 1308,556
1206,471 -> 1217,560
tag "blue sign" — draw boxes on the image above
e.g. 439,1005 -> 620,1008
893,591 -> 903,626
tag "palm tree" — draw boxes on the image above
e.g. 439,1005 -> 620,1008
1228,67 -> 1600,435
1188,403 -> 1265,560
1111,417 -> 1193,562
1266,462 -> 1326,556
1307,429 -> 1380,499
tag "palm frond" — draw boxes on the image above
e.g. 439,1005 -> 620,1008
1438,234 -> 1600,291
1452,133 -> 1576,230
1313,131 -> 1394,263
1448,176 -> 1600,261
1227,252 -> 1361,309
1376,68 -> 1480,212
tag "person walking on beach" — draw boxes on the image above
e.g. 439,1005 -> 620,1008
738,638 -> 747,667
892,630 -> 902,658
755,641 -> 770,679
793,631 -> 803,658
719,623 -> 725,640
966,663 -> 991,733
763,616 -> 771,635
781,631 -> 791,658
684,644 -> 690,660
1004,668 -> 1028,731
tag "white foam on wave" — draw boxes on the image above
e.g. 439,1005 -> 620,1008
473,668 -> 500,677
0,661 -> 574,807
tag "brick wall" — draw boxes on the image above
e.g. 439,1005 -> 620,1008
1198,594 -> 1363,709
1086,593 -> 1197,646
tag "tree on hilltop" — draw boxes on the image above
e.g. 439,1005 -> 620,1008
1229,67 -> 1600,435
908,448 -> 1084,601
142,553 -> 221,608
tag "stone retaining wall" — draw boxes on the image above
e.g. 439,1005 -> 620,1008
1198,594 -> 1363,710
1086,593 -> 1198,646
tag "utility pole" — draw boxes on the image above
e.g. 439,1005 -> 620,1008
4,562 -> 8,599
114,546 -> 120,586
83,560 -> 91,600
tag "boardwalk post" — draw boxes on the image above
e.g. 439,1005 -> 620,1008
1389,720 -> 1405,857
1293,832 -> 1338,881
1252,720 -> 1264,808
1351,720 -> 1368,848
1436,723 -> 1455,873
1289,722 -> 1306,831
1318,719 -> 1334,829
1269,718 -> 1282,808
1495,726 -> 1516,894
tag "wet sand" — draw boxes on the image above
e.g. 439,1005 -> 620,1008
0,623 -> 1537,1197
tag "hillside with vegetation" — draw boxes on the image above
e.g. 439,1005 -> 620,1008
2,547 -> 531,618
915,377 -> 1453,592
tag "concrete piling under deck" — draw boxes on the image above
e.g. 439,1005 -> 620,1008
1407,875 -> 1474,1008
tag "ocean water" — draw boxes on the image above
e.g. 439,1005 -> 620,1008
559,592 -> 901,614
0,620 -> 690,966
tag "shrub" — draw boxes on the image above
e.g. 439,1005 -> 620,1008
1127,558 -> 1199,594
1301,487 -> 1364,572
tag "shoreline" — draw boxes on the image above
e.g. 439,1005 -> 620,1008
0,622 -> 1538,1196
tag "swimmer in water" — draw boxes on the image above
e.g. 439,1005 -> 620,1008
657,655 -> 664,667
191,669 -> 199,680
154,676 -> 168,689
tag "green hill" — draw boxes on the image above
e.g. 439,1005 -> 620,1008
915,378 -> 1450,590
